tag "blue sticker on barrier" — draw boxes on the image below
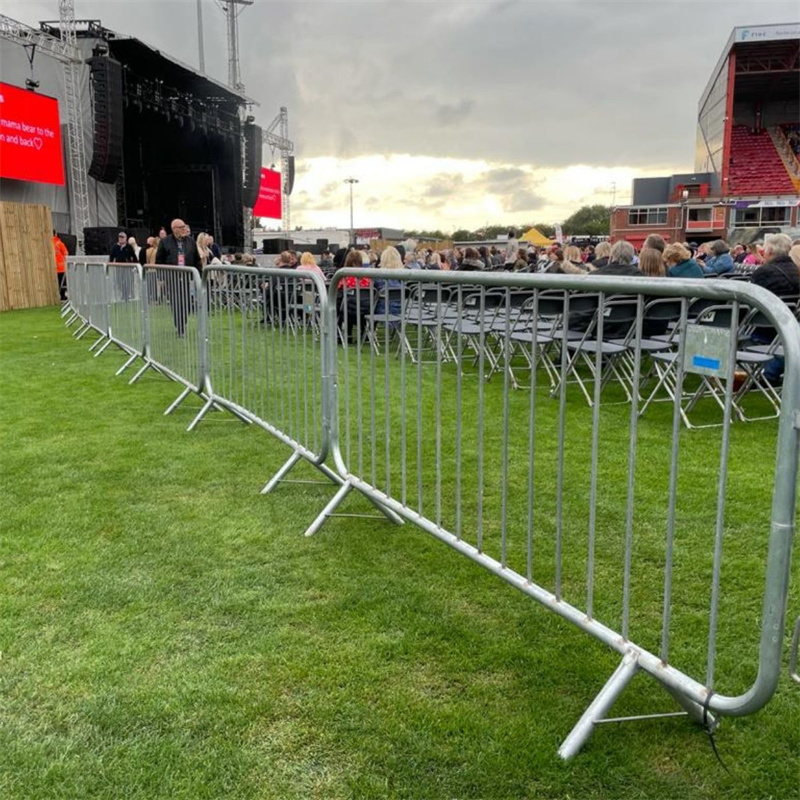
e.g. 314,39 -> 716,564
692,355 -> 721,371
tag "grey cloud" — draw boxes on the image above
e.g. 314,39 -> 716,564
318,181 -> 341,199
433,99 -> 473,126
426,173 -> 464,198
482,168 -> 528,188
503,190 -> 546,214
5,0 -> 797,170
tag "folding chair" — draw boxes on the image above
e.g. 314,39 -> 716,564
401,284 -> 454,363
562,295 -> 640,406
364,285 -> 405,355
640,301 -> 751,428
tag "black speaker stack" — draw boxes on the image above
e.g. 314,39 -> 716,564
86,56 -> 125,184
83,226 -> 120,256
261,238 -> 293,255
242,121 -> 263,208
57,232 -> 78,256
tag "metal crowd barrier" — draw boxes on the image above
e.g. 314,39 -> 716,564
98,263 -> 146,370
63,260 -> 88,330
78,262 -> 110,351
59,261 -> 800,759
200,265 -> 403,521
312,268 -> 800,758
131,264 -> 209,419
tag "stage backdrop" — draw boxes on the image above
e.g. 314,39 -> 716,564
0,201 -> 59,311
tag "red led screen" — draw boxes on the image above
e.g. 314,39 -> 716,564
253,168 -> 282,219
0,82 -> 65,185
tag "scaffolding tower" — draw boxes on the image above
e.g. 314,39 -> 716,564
264,107 -> 294,232
0,5 -> 91,252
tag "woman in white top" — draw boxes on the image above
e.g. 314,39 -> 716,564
504,229 -> 519,268
196,232 -> 211,268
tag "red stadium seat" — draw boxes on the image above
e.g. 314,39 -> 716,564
728,126 -> 796,195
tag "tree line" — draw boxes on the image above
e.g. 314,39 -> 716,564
405,204 -> 611,242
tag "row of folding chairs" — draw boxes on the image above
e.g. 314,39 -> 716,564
356,283 -> 798,428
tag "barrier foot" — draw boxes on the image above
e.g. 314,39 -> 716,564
88,334 -> 106,352
359,490 -> 405,527
187,397 -> 214,432
115,352 -> 139,376
129,361 -> 153,385
164,386 -> 192,416
558,650 -> 640,760
74,322 -> 90,339
65,311 -> 79,326
223,403 -> 253,425
261,452 -> 302,494
93,338 -> 113,357
304,482 -> 352,537
663,685 -> 716,731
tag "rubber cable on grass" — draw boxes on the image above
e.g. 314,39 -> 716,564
703,690 -> 731,775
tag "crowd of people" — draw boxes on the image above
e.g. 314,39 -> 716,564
269,231 -> 800,381
106,223 -> 223,269
54,218 -> 800,381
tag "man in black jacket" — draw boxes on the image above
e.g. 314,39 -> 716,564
109,231 -> 137,300
155,219 -> 199,335
109,231 -> 136,263
750,233 -> 798,384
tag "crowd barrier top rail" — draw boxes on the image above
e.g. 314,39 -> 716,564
320,267 -> 799,755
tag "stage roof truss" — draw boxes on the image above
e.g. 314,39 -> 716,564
0,13 -> 79,64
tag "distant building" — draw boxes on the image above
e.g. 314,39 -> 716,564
611,23 -> 800,247
255,227 -> 406,252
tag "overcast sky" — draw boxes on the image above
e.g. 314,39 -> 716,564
5,0 -> 799,231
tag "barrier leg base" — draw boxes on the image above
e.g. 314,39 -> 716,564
129,361 -> 153,384
93,338 -> 113,357
115,352 -> 139,376
74,322 -> 90,339
358,488 -> 405,527
261,452 -> 302,494
558,651 -> 640,760
164,386 -> 192,416
663,684 -> 717,731
187,397 -> 214,432
88,334 -> 107,352
305,482 -> 352,537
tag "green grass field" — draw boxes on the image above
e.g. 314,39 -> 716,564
1,305 -> 798,800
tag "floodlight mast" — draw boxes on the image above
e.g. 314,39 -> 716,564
215,0 -> 252,92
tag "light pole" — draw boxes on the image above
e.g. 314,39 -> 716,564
680,188 -> 689,243
344,177 -> 358,246
196,0 -> 205,73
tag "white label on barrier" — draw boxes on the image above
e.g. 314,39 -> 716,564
683,324 -> 731,377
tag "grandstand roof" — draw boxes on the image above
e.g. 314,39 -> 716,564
698,22 -> 800,111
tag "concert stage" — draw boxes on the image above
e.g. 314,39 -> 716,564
0,19 -> 254,250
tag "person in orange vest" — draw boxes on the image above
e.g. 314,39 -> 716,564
52,230 -> 69,301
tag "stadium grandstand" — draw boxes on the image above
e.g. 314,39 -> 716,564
611,22 -> 800,248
